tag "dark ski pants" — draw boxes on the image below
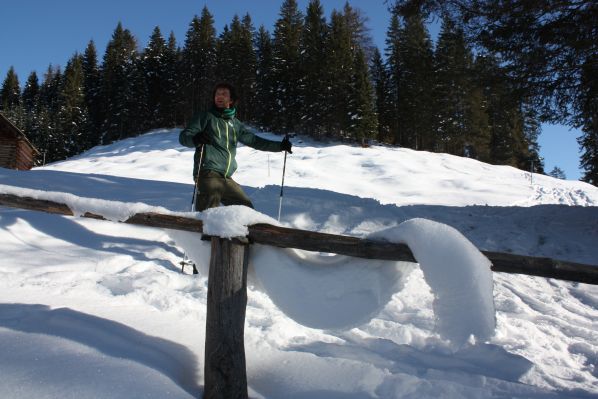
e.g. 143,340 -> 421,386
194,170 -> 254,211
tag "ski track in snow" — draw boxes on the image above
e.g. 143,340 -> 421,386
0,129 -> 597,398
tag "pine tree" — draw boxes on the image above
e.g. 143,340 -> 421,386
520,99 -> 544,174
396,11 -> 435,150
22,72 -> 39,113
216,14 -> 257,122
22,72 -> 40,142
349,47 -> 378,143
37,65 -> 63,162
215,25 -> 234,84
163,32 -> 181,127
300,0 -> 329,139
81,41 -> 103,149
57,53 -> 91,158
128,55 -> 150,136
384,12 -> 402,144
182,7 -> 217,121
39,65 -> 63,115
101,22 -> 139,143
241,15 -> 258,122
1,67 -> 21,111
341,2 -> 375,59
433,16 -> 492,160
144,26 -> 169,129
0,66 -> 26,132
254,26 -> 276,130
463,83 -> 491,161
577,58 -> 598,185
434,15 -> 471,155
370,48 -> 392,143
476,55 -> 530,168
549,166 -> 566,180
335,3 -> 377,143
326,9 -> 354,139
272,0 -> 304,133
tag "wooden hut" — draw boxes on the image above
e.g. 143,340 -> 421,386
0,112 -> 40,170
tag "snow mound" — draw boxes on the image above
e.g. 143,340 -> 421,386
371,218 -> 496,347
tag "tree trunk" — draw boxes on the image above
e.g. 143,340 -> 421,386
204,237 -> 249,399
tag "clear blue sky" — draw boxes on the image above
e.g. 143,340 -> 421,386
0,0 -> 582,180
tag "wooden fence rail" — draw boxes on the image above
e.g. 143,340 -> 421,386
1,192 -> 596,285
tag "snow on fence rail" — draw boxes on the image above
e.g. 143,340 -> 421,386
0,192 -> 596,285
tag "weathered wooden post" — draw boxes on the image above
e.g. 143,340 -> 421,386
204,237 -> 250,399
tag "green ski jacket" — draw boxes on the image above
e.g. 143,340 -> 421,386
179,108 -> 282,178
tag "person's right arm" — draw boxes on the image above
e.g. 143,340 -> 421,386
179,113 -> 209,147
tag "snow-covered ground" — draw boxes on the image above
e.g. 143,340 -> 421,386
1,128 -> 597,398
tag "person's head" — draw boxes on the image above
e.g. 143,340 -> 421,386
212,82 -> 238,109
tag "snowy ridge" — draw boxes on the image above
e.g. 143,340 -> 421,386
1,128 -> 597,398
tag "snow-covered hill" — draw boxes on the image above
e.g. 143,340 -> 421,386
1,128 -> 597,398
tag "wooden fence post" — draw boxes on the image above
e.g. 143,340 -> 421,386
204,237 -> 249,399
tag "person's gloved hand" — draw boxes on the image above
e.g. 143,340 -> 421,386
192,130 -> 212,146
281,136 -> 292,154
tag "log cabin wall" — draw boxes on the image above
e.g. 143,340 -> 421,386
0,138 -> 17,169
0,113 -> 39,170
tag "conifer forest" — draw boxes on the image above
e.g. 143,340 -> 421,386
1,0 -> 596,184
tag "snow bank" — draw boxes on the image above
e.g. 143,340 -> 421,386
371,218 -> 496,347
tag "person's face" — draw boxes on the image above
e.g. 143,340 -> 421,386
214,88 -> 233,109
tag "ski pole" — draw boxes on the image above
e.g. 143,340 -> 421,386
277,135 -> 289,222
181,144 -> 204,274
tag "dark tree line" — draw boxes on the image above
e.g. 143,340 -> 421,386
391,0 -> 597,184
7,0 -> 594,182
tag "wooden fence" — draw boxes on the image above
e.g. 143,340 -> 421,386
1,192 -> 597,398
1,193 -> 595,284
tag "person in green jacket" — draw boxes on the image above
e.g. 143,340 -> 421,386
179,82 -> 292,211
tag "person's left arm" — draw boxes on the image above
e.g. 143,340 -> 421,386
237,124 -> 291,153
